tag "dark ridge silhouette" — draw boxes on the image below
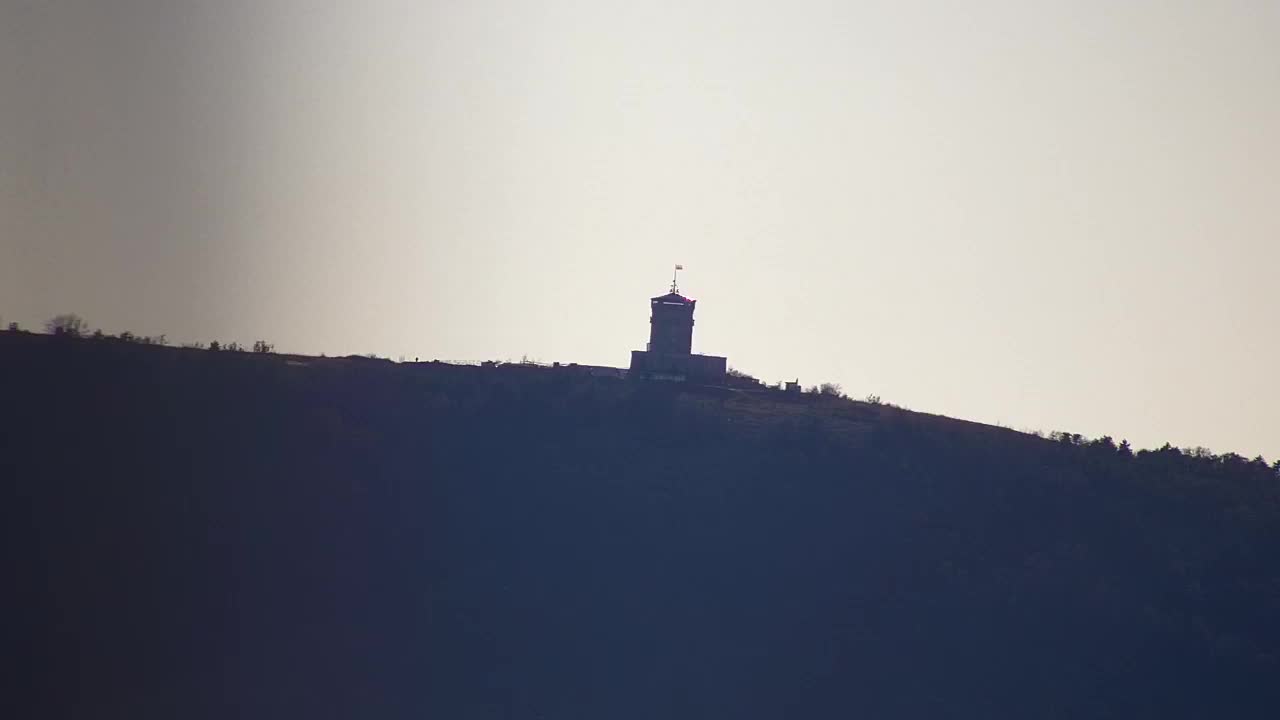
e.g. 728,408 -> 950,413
4,330 -> 1279,719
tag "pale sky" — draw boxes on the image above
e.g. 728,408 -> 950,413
2,1 -> 1277,459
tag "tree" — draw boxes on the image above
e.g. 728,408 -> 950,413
818,382 -> 844,398
1188,446 -> 1214,459
1118,439 -> 1133,458
1051,431 -> 1085,446
46,313 -> 86,337
1090,436 -> 1117,453
208,341 -> 221,351
253,340 -> 274,354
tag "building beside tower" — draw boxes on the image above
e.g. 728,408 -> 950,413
629,268 -> 727,384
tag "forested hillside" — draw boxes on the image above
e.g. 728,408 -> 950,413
5,331 -> 1279,719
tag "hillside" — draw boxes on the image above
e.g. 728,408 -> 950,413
5,330 -> 1280,719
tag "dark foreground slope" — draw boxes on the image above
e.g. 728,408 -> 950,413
4,332 -> 1279,719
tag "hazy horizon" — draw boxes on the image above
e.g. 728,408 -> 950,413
2,1 -> 1277,460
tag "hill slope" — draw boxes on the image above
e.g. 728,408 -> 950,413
4,332 -> 1279,718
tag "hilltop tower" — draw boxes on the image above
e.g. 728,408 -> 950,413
648,287 -> 695,354
629,266 -> 727,383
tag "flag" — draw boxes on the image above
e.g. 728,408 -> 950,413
675,264 -> 684,270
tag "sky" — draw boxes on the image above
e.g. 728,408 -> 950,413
2,1 -> 1277,459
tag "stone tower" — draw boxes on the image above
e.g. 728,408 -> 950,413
648,292 -> 695,354
629,266 -> 727,384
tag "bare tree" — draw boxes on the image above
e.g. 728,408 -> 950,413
46,313 -> 86,337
